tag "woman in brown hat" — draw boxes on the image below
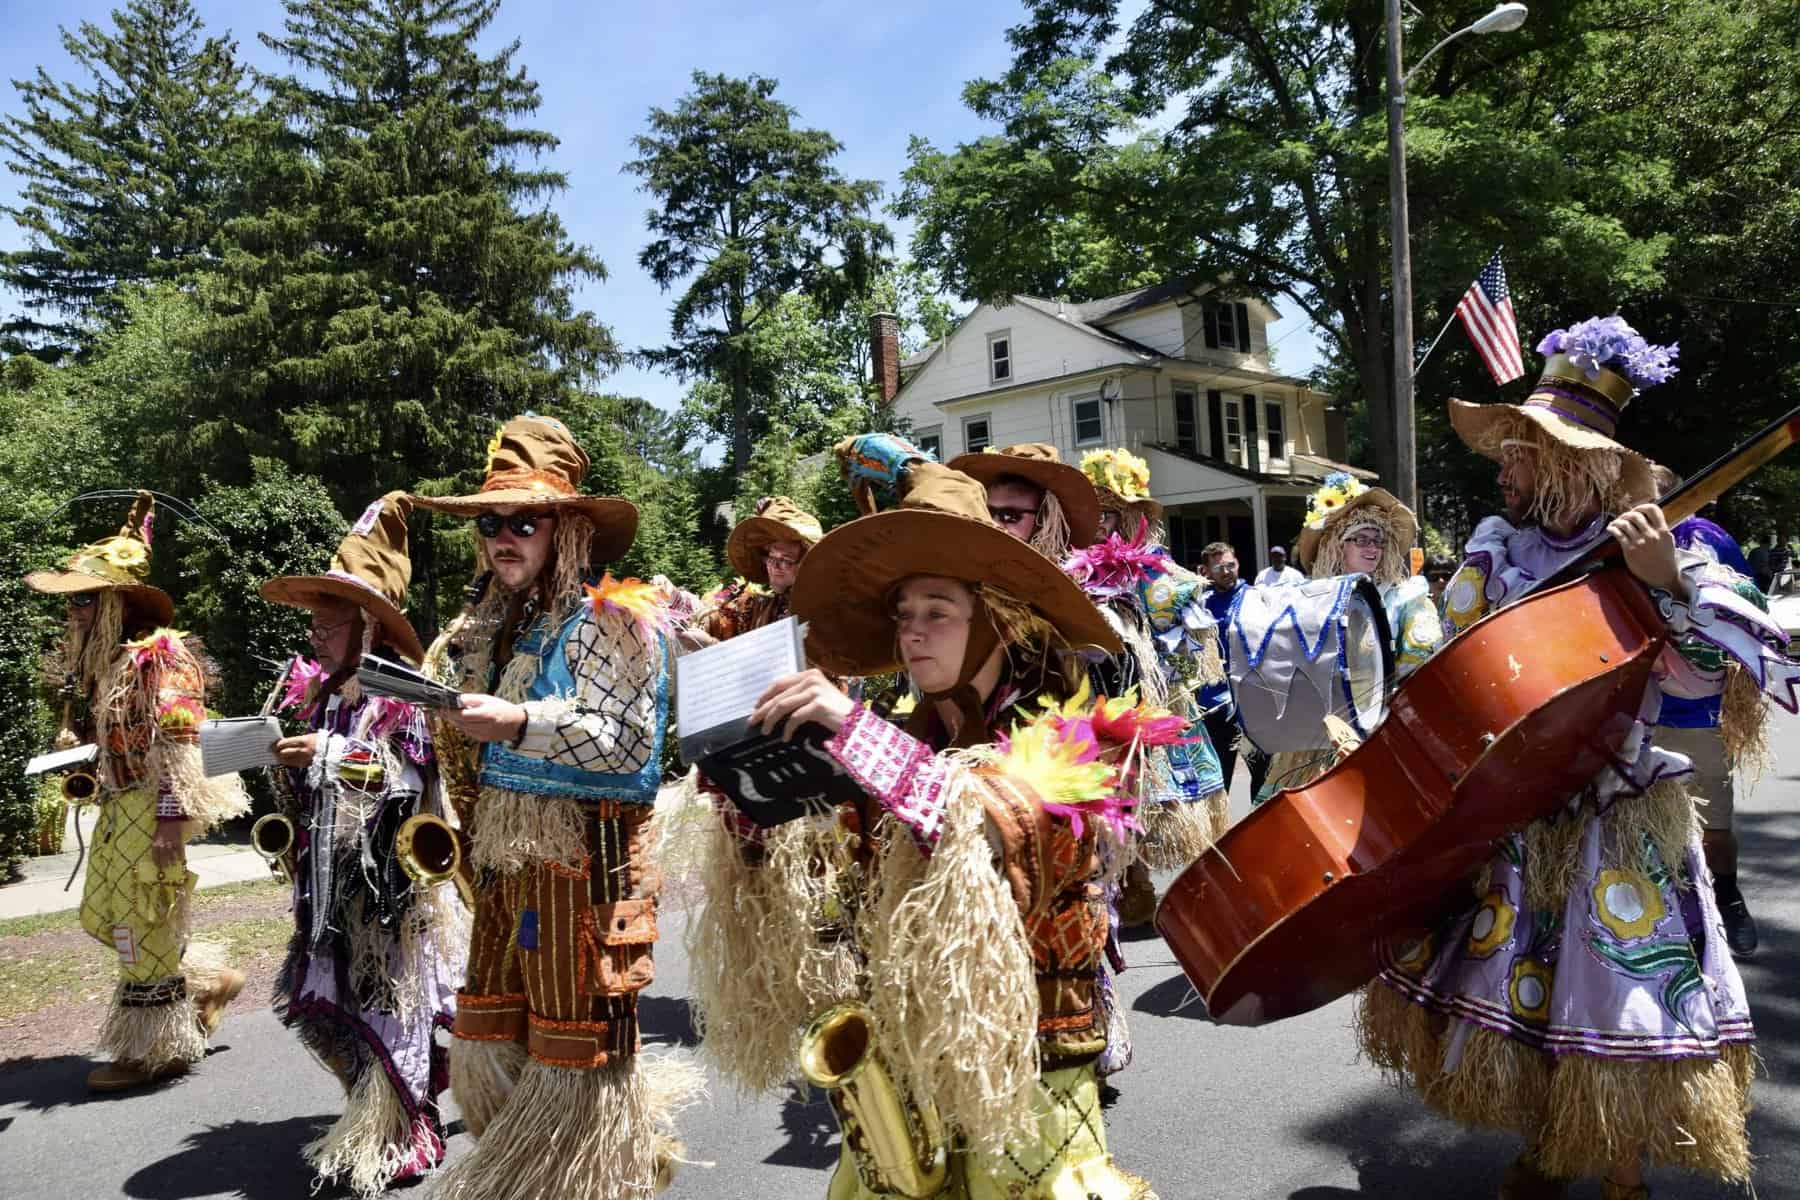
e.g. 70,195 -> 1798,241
1357,317 -> 1800,1199
688,453 -> 1164,1199
258,491 -> 466,1195
410,414 -> 697,1200
685,495 -> 823,648
24,492 -> 248,1092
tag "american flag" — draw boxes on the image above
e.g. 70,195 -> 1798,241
1454,252 -> 1525,384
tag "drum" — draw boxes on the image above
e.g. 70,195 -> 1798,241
1221,576 -> 1393,755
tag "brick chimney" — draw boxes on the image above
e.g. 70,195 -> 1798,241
870,311 -> 901,404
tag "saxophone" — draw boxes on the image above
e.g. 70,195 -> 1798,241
798,1002 -> 949,1197
416,620 -> 480,905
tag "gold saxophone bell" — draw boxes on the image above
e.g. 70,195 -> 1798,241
60,768 -> 99,803
395,812 -> 474,908
251,812 -> 297,880
798,1002 -> 948,1198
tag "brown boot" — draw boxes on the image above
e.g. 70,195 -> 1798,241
194,966 -> 246,1036
1118,862 -> 1157,927
1498,1152 -> 1568,1200
87,1058 -> 189,1093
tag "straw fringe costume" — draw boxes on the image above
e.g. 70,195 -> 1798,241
413,416 -> 698,1200
689,455 -> 1156,1200
1357,321 -> 1800,1188
81,628 -> 248,1073
27,492 -> 249,1087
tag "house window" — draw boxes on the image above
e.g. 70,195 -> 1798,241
987,331 -> 1012,383
1263,398 -> 1286,463
1222,395 -> 1244,465
1173,385 -> 1198,452
1072,394 -> 1104,445
1203,301 -> 1253,352
963,413 -> 992,453
915,424 -> 943,460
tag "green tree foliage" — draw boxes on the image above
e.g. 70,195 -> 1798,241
0,0 -> 249,356
626,72 -> 890,481
192,0 -> 619,633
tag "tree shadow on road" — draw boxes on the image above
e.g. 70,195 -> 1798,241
123,1115 -> 336,1199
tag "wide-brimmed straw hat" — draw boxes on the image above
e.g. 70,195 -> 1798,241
1080,447 -> 1164,525
948,443 -> 1102,549
1448,353 -> 1655,501
1294,474 -> 1418,571
726,496 -> 824,583
25,490 -> 174,626
790,463 -> 1119,676
409,414 -> 639,562
261,491 -> 425,663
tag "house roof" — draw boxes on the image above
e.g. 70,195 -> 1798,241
1012,294 -> 1166,360
1074,275 -> 1214,323
1149,443 -> 1380,490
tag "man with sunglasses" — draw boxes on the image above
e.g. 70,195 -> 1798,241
410,416 -> 694,1200
684,495 -> 823,649
949,441 -> 1101,562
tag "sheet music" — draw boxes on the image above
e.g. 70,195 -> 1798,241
356,654 -> 464,709
25,743 -> 97,777
676,617 -> 804,740
201,716 -> 284,777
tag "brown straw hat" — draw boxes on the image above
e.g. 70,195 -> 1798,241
261,491 -> 426,663
1294,483 -> 1418,572
25,490 -> 174,626
790,462 -> 1120,676
409,414 -> 640,563
1448,353 -> 1654,500
949,443 -> 1102,548
726,496 -> 824,583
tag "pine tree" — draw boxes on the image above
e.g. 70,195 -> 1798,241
0,0 -> 250,356
625,73 -> 890,484
191,0 -> 618,632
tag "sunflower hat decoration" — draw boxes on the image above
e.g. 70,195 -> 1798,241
1080,448 -> 1154,505
25,490 -> 174,625
1303,471 -> 1369,530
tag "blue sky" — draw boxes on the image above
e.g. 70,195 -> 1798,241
0,0 -> 1322,422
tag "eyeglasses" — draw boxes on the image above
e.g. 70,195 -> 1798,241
475,511 -> 553,539
308,616 -> 356,643
1342,532 -> 1386,549
762,550 -> 802,570
69,593 -> 98,609
987,505 -> 1036,528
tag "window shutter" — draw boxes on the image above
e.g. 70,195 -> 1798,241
1203,305 -> 1220,349
1235,302 -> 1251,351
1244,394 -> 1260,472
1206,389 -> 1224,460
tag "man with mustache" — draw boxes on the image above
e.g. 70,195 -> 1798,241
413,416 -> 696,1199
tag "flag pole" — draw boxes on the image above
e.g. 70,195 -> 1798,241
1413,309 -> 1460,374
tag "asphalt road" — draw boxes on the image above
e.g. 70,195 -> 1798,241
5,708 -> 1799,1200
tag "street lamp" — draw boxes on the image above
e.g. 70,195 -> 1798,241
1385,3 -> 1528,514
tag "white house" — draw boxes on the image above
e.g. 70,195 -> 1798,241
870,277 -> 1374,570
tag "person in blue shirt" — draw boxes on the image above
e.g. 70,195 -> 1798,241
1198,541 -> 1268,798
1651,466 -> 1764,956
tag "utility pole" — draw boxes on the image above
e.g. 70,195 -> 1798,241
1385,0 -> 1417,514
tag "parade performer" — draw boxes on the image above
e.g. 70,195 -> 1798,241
413,416 -> 698,1199
684,495 -> 823,648
1255,473 -> 1442,800
26,491 -> 248,1091
1357,317 -> 1798,1198
259,491 -> 467,1194
1647,465 -> 1768,957
1071,448 -> 1228,924
689,452 -> 1164,1199
948,441 -> 1101,561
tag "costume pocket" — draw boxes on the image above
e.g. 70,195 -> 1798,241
586,897 -> 657,995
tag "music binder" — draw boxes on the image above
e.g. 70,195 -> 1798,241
675,617 -> 863,827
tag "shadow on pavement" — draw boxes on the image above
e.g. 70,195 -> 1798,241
639,993 -> 700,1048
0,1052 -> 194,1112
124,1116 -> 336,1200
764,1082 -> 839,1170
1130,969 -> 1208,1019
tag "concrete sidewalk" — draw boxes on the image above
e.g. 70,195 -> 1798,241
0,804 -> 272,920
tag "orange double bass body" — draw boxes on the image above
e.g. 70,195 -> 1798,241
1154,565 -> 1668,1026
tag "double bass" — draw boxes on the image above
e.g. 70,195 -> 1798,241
1155,406 -> 1800,1026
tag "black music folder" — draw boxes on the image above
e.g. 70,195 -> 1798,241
676,617 -> 862,827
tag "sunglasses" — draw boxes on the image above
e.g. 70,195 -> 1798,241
475,511 -> 553,539
69,593 -> 98,609
987,505 -> 1036,528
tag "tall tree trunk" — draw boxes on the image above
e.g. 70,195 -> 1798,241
1355,263 -> 1397,488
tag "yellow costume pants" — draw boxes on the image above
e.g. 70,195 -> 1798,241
79,787 -> 195,985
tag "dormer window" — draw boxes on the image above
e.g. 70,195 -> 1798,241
988,331 -> 1012,383
1203,302 -> 1252,353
